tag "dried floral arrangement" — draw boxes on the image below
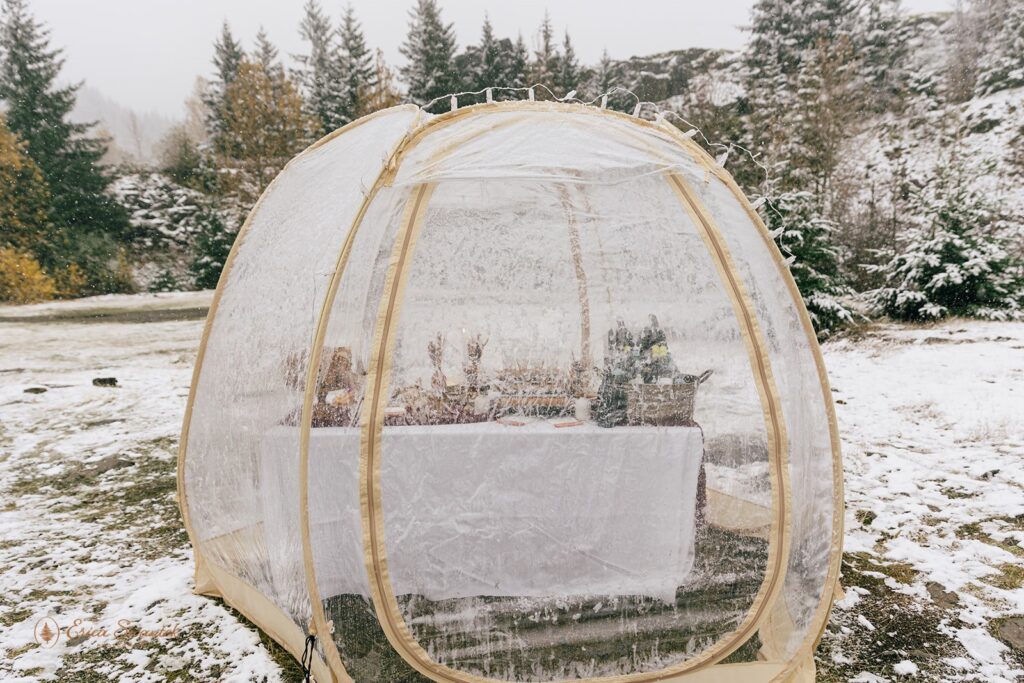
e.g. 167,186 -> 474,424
595,316 -> 711,427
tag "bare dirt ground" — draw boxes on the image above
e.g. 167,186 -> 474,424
0,293 -> 1021,682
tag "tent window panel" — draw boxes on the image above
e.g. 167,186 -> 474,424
368,176 -> 772,680
677,164 -> 838,660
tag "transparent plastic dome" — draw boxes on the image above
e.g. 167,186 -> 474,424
179,102 -> 843,683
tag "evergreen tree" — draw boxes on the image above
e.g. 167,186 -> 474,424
975,1 -> 1024,95
743,0 -> 802,162
556,31 -> 582,97
297,0 -> 345,132
762,188 -> 852,333
475,15 -> 505,90
203,21 -> 245,143
867,148 -> 1023,321
531,12 -> 561,94
0,0 -> 130,293
946,1 -> 981,102
859,0 -> 910,112
591,49 -> 632,111
254,27 -> 282,78
338,4 -> 373,121
400,0 -> 460,108
594,49 -> 617,95
506,34 -> 529,89
742,0 -> 860,333
190,208 -> 236,290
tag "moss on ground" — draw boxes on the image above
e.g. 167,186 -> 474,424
817,553 -> 967,682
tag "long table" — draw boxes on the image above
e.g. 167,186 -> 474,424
260,421 -> 703,603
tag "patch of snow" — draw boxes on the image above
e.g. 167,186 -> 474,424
893,659 -> 919,676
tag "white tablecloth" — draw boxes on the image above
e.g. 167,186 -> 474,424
260,421 -> 703,603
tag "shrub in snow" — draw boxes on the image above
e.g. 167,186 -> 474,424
975,2 -> 1024,97
866,150 -> 1024,322
761,188 -> 854,335
189,209 -> 236,290
109,172 -> 208,247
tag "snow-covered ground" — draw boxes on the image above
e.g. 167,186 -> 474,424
0,293 -> 1022,682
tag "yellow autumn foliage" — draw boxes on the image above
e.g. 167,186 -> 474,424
0,246 -> 56,303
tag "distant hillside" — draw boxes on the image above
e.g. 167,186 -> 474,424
603,10 -> 1022,243
72,86 -> 174,165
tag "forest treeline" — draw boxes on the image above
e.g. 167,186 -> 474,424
1,0 -> 1022,333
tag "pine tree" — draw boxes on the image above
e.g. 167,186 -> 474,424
946,1 -> 981,102
254,27 -> 282,79
475,15 -> 505,90
190,208 -> 235,290
400,0 -> 460,108
506,34 -> 529,89
743,0 -> 802,162
0,0 -> 130,293
531,12 -> 561,95
591,49 -> 632,111
556,31 -> 581,97
297,0 -> 345,132
859,0 -> 910,112
867,148 -> 1023,321
975,1 -> 1024,95
742,0 -> 860,333
203,21 -> 245,144
762,188 -> 852,333
338,5 -> 372,121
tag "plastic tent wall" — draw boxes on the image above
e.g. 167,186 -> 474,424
178,102 -> 843,683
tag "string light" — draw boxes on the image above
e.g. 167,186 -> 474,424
415,84 -> 793,259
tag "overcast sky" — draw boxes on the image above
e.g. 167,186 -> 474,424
31,0 -> 955,118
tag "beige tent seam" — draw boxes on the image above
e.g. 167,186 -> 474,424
297,107 -> 427,682
358,182 -> 444,682
666,172 -> 793,667
351,108 -> 791,683
178,104 -> 420,683
651,117 -> 844,681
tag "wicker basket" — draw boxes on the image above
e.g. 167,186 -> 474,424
625,370 -> 712,426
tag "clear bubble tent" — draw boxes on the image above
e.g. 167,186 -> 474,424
178,101 -> 843,683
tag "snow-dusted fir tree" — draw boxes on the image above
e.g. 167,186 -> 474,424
473,16 -> 505,91
190,209 -> 236,290
858,0 -> 911,113
203,21 -> 245,145
556,31 -> 582,98
0,0 -> 129,293
338,5 -> 372,122
530,12 -> 561,93
399,0 -> 459,107
254,28 -> 283,81
761,187 -> 853,332
108,173 -> 209,247
743,0 -> 858,333
867,144 -> 1024,321
507,35 -> 529,89
975,1 -> 1024,96
296,0 -> 346,132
